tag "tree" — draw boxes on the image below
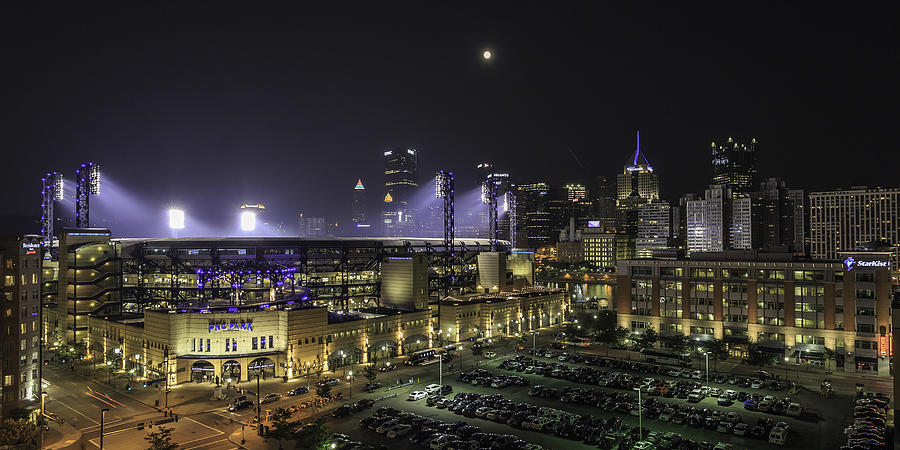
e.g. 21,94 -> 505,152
823,347 -> 836,372
0,418 -> 36,446
596,326 -> 628,357
635,327 -> 658,351
746,340 -> 777,367
295,417 -> 331,450
661,334 -> 691,354
706,339 -> 729,371
363,364 -> 378,385
144,426 -> 178,450
270,407 -> 293,450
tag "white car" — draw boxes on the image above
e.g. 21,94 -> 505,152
768,426 -> 788,445
408,391 -> 428,401
786,403 -> 803,417
484,351 -> 497,358
691,371 -> 703,379
751,380 -> 764,389
425,384 -> 442,394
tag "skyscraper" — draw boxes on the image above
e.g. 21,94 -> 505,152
809,187 -> 900,266
616,131 -> 659,236
383,148 -> 418,236
351,179 -> 369,235
517,182 -> 551,247
750,178 -> 804,253
636,199 -> 671,258
711,137 -> 759,198
686,184 -> 753,255
0,235 -> 42,416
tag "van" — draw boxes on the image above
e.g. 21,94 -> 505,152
768,427 -> 788,446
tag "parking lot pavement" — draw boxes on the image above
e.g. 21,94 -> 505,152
488,350 -> 850,449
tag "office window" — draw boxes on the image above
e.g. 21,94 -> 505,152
857,323 -> 875,334
252,337 -> 258,350
192,338 -> 196,352
260,336 -> 266,348
269,335 -> 274,349
224,338 -> 230,352
206,339 -> 210,352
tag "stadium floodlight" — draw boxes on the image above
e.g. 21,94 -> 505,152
88,163 -> 100,194
168,209 -> 185,230
240,211 -> 256,231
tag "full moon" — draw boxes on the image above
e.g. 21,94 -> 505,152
482,50 -> 492,60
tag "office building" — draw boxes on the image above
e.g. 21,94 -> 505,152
617,132 -> 659,236
711,137 -> 759,198
750,178 -> 805,253
298,214 -> 326,237
383,148 -> 419,237
637,200 -> 672,258
671,194 -> 699,252
589,175 -> 616,230
809,187 -> 900,268
615,248 -> 894,376
0,235 -> 42,416
686,185 -> 753,255
582,225 -> 633,270
564,184 -> 587,202
517,182 -> 551,247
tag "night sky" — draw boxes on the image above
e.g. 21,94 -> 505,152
1,3 -> 897,235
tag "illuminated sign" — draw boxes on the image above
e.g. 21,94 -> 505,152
208,319 -> 253,333
587,221 -> 601,228
843,256 -> 890,271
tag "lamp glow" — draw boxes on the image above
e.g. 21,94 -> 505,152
240,211 -> 257,231
168,209 -> 185,229
482,49 -> 492,60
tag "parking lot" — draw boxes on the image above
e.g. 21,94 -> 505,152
317,341 -> 884,449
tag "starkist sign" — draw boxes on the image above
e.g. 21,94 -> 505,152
843,256 -> 891,271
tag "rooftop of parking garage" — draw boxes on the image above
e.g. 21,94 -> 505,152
436,286 -> 566,305
327,306 -> 427,324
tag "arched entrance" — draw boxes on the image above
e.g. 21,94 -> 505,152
542,312 -> 550,327
368,340 -> 398,364
222,360 -> 241,382
248,357 -> 276,380
191,360 -> 215,383
403,335 -> 428,353
328,347 -> 362,371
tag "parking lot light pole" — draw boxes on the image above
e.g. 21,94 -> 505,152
638,386 -> 642,440
439,352 -> 442,387
704,352 -> 709,382
347,371 -> 353,399
532,331 -> 538,356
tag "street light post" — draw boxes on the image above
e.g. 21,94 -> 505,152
99,407 -> 109,449
40,391 -> 47,449
347,371 -> 353,399
532,331 -> 538,356
256,373 -> 262,436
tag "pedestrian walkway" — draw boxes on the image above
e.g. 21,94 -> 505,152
41,421 -> 82,450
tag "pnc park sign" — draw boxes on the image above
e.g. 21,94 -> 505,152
208,318 -> 254,333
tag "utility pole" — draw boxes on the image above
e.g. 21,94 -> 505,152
164,347 -> 169,409
99,407 -> 109,449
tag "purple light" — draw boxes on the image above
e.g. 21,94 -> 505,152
199,309 -> 210,313
227,307 -> 238,312
258,304 -> 269,309
286,301 -> 295,305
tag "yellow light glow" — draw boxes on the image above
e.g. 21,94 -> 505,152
482,50 -> 492,60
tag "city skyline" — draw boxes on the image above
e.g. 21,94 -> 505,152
0,3 -> 896,230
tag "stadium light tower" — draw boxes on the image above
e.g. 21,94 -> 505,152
74,162 -> 100,228
435,170 -> 455,291
40,172 -> 64,247
240,211 -> 256,232
168,209 -> 185,230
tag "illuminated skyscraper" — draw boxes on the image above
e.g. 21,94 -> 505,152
382,148 -> 418,236
711,137 -> 758,198
809,187 -> 900,266
616,131 -> 659,236
636,199 -> 671,258
351,179 -> 369,235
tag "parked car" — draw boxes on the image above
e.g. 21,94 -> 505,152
408,391 -> 428,401
484,351 -> 497,358
228,400 -> 254,412
261,393 -> 281,404
287,386 -> 309,396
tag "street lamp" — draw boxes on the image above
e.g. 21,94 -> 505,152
347,371 -> 354,399
99,407 -> 110,449
638,384 -> 643,441
531,331 -> 538,356
703,352 -> 709,382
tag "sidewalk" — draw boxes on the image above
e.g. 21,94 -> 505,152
41,421 -> 82,450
